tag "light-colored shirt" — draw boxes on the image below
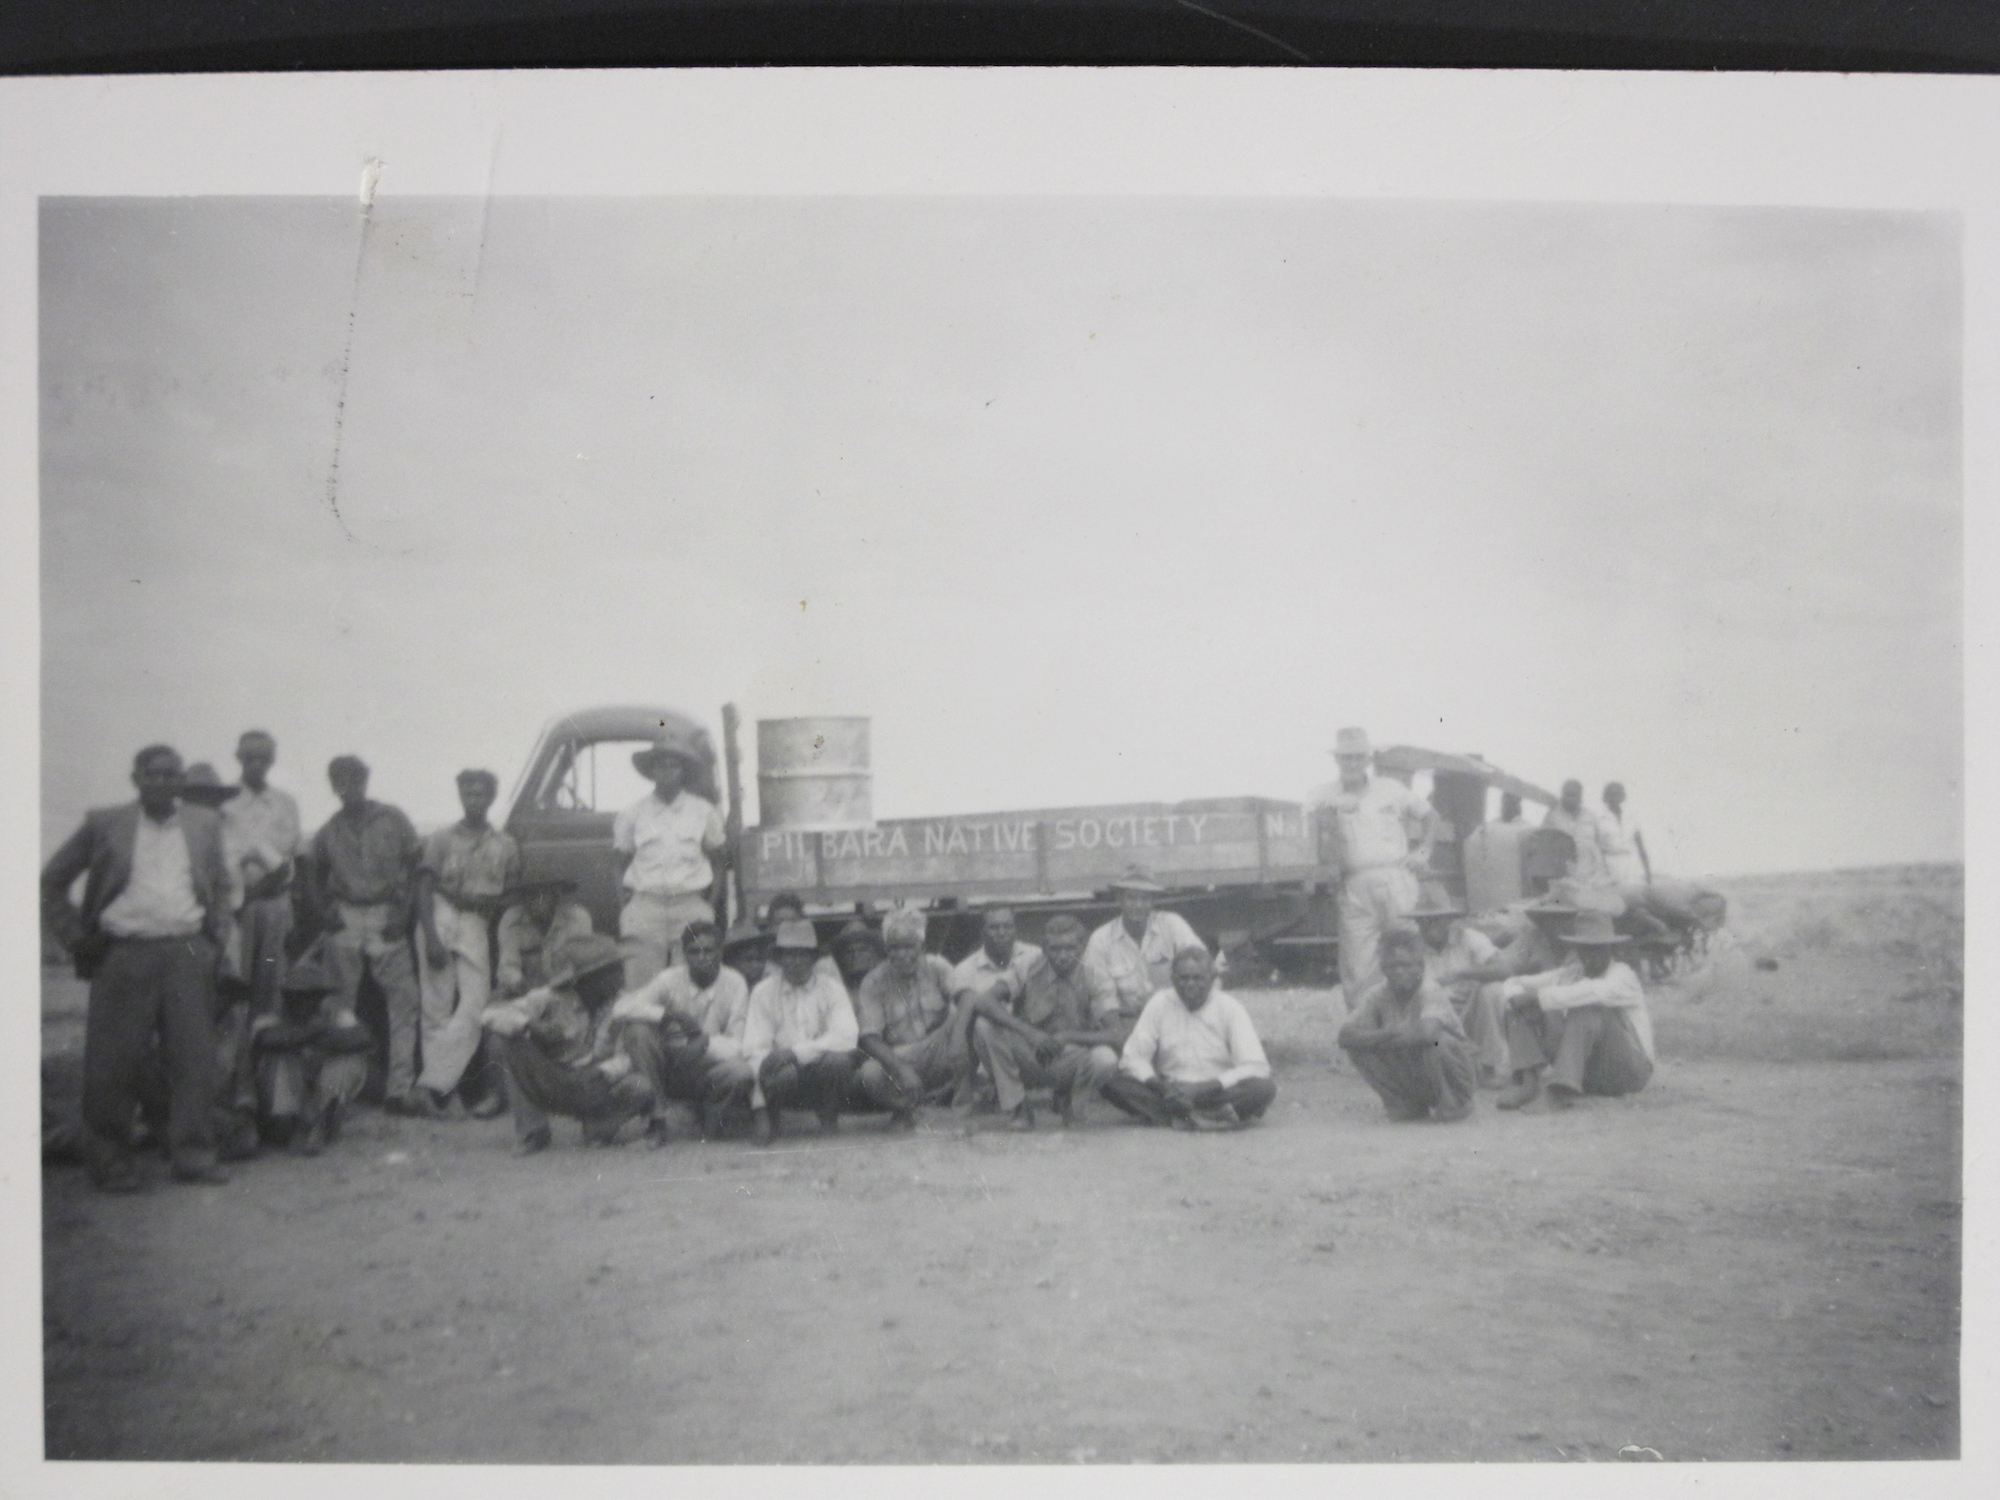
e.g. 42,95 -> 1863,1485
1461,818 -> 1527,912
495,899 -> 597,996
742,968 -> 859,1070
1308,775 -> 1434,873
1346,975 -> 1467,1041
1014,953 -> 1121,1032
220,784 -> 302,906
1085,911 -> 1204,1010
613,964 -> 752,1061
951,941 -> 1044,1007
1504,958 -> 1654,1060
1424,922 -> 1501,997
1541,805 -> 1613,887
421,822 -> 521,904
100,811 -> 204,939
312,801 -> 422,908
613,790 -> 726,897
854,954 -> 958,1047
1598,808 -> 1647,886
1119,986 -> 1270,1089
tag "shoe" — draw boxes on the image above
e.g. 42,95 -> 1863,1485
468,1091 -> 506,1120
1005,1103 -> 1036,1133
172,1162 -> 232,1186
1545,1082 -> 1580,1110
92,1161 -> 144,1194
1190,1104 -> 1241,1131
418,1089 -> 453,1119
512,1129 -> 552,1157
1496,1073 -> 1543,1111
644,1117 -> 672,1149
1432,1100 -> 1475,1124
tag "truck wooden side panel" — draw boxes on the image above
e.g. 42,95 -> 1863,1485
741,796 -> 1323,907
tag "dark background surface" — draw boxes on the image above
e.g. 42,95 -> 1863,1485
5,0 -> 1997,74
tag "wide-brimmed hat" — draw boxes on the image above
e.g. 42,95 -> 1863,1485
551,933 -> 626,985
1110,865 -> 1167,895
499,874 -> 579,906
1565,910 -> 1626,946
1523,896 -> 1579,921
178,762 -> 240,805
1331,727 -> 1372,758
771,919 -> 820,954
631,732 -> 705,779
1409,897 -> 1466,920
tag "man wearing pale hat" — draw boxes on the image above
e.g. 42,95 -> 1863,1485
1494,909 -> 1654,1110
1410,895 -> 1514,1084
1542,779 -> 1615,888
1306,727 -> 1439,1004
1083,865 -> 1204,1015
495,875 -> 596,998
481,932 -> 657,1154
741,920 -> 860,1139
614,733 -> 726,989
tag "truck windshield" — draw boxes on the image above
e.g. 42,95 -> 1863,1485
535,740 -> 659,815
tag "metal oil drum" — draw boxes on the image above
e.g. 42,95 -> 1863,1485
756,717 -> 873,831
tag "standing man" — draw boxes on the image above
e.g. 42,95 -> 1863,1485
1083,866 -> 1203,1015
221,731 -> 303,1016
495,876 -> 596,998
741,920 -> 860,1139
1495,909 -> 1654,1110
306,755 -> 427,1115
41,745 -> 237,1190
1599,782 -> 1652,888
1339,927 -> 1478,1123
414,769 -> 521,1114
1308,727 -> 1438,1004
613,733 -> 726,989
1102,947 -> 1275,1130
1461,791 -> 1530,913
1542,780 -> 1614,888
612,919 -> 758,1142
970,914 -> 1122,1130
850,908 -> 971,1128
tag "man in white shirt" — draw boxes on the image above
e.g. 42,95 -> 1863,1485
1461,792 -> 1529,912
1599,782 -> 1652,887
1083,866 -> 1203,1014
221,731 -> 303,1016
610,919 -> 757,1142
742,920 -> 859,1139
1101,946 -> 1275,1130
1495,909 -> 1654,1110
950,907 -> 1044,1112
613,733 -> 726,988
1306,726 -> 1439,1005
1542,780 -> 1615,888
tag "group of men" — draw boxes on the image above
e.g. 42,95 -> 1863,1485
43,721 -> 1655,1192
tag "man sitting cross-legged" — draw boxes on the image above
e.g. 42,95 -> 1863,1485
742,920 -> 859,1141
249,951 -> 372,1156
968,914 -> 1121,1131
480,934 -> 656,1155
1495,909 -> 1654,1110
1338,925 -> 1479,1123
847,908 -> 973,1129
1101,945 -> 1275,1130
610,919 -> 757,1144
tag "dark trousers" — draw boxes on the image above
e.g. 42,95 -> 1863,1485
1100,1072 -> 1276,1126
760,1051 -> 856,1121
499,1035 -> 655,1144
617,1021 -> 755,1135
1343,1034 -> 1478,1120
82,936 -> 219,1177
1505,1004 -> 1653,1096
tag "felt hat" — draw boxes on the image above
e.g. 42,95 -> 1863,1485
178,762 -> 240,805
1564,910 -> 1625,946
631,732 -> 705,778
771,919 -> 821,954
551,933 -> 626,986
1331,726 -> 1372,758
1110,865 -> 1167,895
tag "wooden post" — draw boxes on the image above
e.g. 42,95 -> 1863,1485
722,703 -> 747,928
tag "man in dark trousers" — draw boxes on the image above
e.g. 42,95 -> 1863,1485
42,745 -> 238,1190
1338,926 -> 1479,1123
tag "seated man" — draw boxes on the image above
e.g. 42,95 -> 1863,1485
1410,898 -> 1514,1085
949,908 -> 1044,1112
495,876 -> 596,999
970,914 -> 1121,1130
481,934 -> 656,1154
610,919 -> 756,1143
1495,909 -> 1654,1110
1101,946 -> 1275,1130
1338,926 -> 1478,1123
723,922 -> 775,989
849,908 -> 972,1128
833,919 -> 883,999
742,920 -> 859,1140
250,952 -> 372,1155
1083,867 -> 1203,1016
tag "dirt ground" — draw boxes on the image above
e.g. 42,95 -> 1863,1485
41,866 -> 1961,1464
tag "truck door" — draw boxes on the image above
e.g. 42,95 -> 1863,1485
504,734 -> 663,935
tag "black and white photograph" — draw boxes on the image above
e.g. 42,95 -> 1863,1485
5,72 -> 1984,1485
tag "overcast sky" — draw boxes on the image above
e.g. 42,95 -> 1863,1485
40,195 -> 1959,876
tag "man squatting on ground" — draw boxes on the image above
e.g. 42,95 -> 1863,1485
1102,946 -> 1276,1130
414,769 -> 520,1117
962,911 -> 1121,1131
1410,897 -> 1514,1085
1495,909 -> 1655,1110
608,919 -> 757,1142
495,876 -> 596,998
848,907 -> 974,1128
741,920 -> 860,1140
1338,926 -> 1479,1123
42,745 -> 239,1190
614,733 -> 727,988
247,953 -> 372,1155
480,934 -> 657,1154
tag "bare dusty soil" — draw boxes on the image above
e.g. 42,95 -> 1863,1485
41,867 -> 1961,1464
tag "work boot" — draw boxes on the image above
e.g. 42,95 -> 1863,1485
1189,1103 -> 1241,1131
1544,1081 -> 1580,1110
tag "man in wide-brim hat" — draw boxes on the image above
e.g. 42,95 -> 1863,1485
251,952 -> 371,1156
614,732 -> 726,990
1494,909 -> 1654,1110
494,875 -> 595,999
1083,865 -> 1203,1025
740,919 -> 859,1141
1407,895 -> 1514,1084
481,932 -> 658,1154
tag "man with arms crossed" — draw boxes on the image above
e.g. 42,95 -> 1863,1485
849,908 -> 971,1129
742,920 -> 860,1140
613,919 -> 757,1143
1339,926 -> 1478,1123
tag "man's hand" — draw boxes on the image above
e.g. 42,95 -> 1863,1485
763,1046 -> 798,1075
893,1061 -> 925,1103
1032,1033 -> 1064,1066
